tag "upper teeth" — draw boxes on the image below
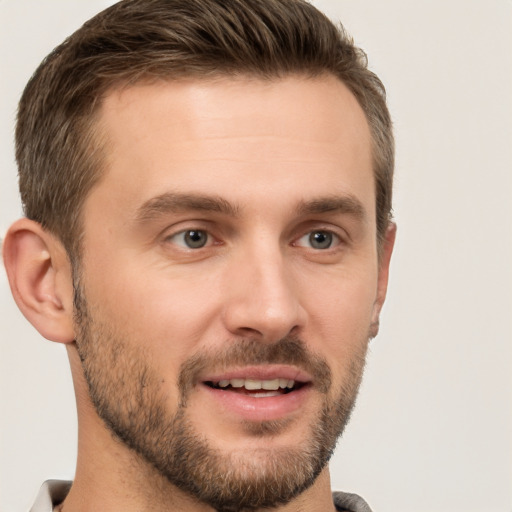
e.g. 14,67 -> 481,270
216,378 -> 295,390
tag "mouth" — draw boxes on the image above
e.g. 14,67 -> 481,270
204,378 -> 307,397
197,366 -> 312,421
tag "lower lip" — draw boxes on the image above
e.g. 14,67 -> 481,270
201,384 -> 310,422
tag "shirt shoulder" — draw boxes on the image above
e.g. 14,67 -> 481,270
29,480 -> 72,512
333,491 -> 373,512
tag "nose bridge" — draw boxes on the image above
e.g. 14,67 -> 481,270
222,234 -> 305,340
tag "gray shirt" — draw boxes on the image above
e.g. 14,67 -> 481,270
30,480 -> 373,512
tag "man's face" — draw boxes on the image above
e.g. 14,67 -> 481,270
74,75 -> 389,509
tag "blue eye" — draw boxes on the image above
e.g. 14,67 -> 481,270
297,230 -> 339,250
170,229 -> 209,249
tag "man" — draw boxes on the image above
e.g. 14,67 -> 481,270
2,0 -> 395,510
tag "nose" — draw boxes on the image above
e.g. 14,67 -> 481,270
221,244 -> 307,341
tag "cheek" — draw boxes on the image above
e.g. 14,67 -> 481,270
302,269 -> 377,359
82,257 -> 223,365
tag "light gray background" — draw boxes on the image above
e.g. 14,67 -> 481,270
1,1 -> 511,511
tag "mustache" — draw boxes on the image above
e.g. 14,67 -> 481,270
177,337 -> 332,404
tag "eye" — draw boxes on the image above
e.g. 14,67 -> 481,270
167,229 -> 210,249
296,230 -> 340,250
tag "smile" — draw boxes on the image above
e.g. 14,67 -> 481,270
206,378 -> 304,397
198,366 -> 312,421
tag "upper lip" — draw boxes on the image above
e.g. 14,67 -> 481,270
200,365 -> 313,384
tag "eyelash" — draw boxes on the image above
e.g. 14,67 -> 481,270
293,230 -> 342,250
164,229 -> 215,249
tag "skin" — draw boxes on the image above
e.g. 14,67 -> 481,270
3,74 -> 395,511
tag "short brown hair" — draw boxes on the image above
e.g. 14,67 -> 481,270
16,0 -> 393,258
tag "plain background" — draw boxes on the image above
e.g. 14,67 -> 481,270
1,1 -> 511,511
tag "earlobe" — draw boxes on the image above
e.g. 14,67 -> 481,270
2,218 -> 75,343
369,222 -> 396,338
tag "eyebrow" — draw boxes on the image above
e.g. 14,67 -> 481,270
134,191 -> 366,224
296,195 -> 367,220
134,192 -> 240,223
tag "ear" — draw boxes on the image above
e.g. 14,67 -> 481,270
2,218 -> 75,343
369,222 -> 396,339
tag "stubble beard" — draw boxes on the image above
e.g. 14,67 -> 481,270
73,283 -> 368,511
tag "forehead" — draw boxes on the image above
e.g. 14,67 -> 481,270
88,75 -> 373,220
